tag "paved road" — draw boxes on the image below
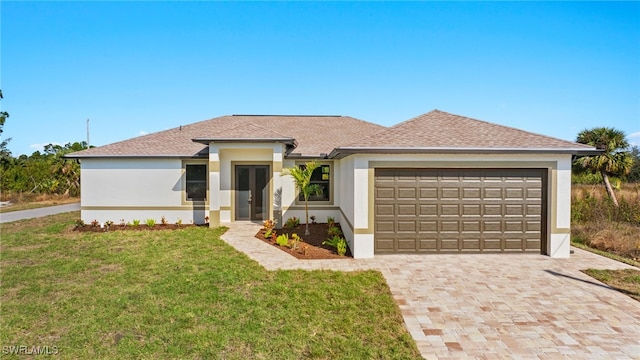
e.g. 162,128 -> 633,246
0,203 -> 80,223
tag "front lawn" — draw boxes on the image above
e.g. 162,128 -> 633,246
582,269 -> 640,302
0,212 -> 421,359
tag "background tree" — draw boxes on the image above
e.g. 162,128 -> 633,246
575,127 -> 633,206
627,145 -> 640,183
282,160 -> 322,235
0,89 -> 12,162
0,141 -> 89,197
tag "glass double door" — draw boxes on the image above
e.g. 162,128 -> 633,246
235,165 -> 269,221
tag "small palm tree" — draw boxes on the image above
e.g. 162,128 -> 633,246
282,160 -> 322,235
575,127 -> 633,207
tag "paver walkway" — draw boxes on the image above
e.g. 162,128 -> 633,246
0,203 -> 80,223
222,222 -> 640,359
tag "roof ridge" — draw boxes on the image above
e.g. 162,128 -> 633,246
338,112 -> 420,147
339,109 -> 594,150
430,109 -> 591,148
229,121 -> 292,139
231,114 -> 343,117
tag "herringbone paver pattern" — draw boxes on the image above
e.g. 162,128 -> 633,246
221,222 -> 640,359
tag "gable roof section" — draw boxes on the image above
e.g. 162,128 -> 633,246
329,110 -> 597,158
68,115 -> 385,158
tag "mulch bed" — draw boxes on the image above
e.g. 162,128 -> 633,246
74,224 -> 202,232
255,223 -> 352,260
75,222 -> 351,260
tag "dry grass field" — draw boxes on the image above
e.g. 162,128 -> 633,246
572,184 -> 640,261
0,193 -> 79,213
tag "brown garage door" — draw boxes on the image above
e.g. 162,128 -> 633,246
374,169 -> 545,254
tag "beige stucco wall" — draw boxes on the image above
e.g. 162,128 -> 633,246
80,150 -> 573,260
343,153 -> 573,258
80,158 -> 208,224
211,143 -> 284,225
280,159 -> 343,228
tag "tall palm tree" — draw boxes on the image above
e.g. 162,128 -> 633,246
282,160 -> 322,235
575,127 -> 633,207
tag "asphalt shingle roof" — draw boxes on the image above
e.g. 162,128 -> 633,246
69,115 -> 384,158
340,110 -> 595,151
68,110 -> 595,158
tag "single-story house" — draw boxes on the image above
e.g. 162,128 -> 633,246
67,110 -> 597,258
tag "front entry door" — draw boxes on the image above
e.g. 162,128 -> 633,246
235,165 -> 269,221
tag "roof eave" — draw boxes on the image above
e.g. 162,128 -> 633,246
65,154 -> 209,159
285,153 -> 329,160
328,147 -> 602,159
192,137 -> 296,145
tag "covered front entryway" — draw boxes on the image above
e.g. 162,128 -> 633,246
235,165 -> 270,221
374,168 -> 546,254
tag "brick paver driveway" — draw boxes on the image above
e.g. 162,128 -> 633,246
222,223 -> 640,359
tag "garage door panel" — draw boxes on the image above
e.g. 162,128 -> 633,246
376,204 -> 395,216
397,220 -> 416,232
418,174 -> 438,182
483,204 -> 503,216
441,221 -> 460,232
506,188 -> 524,199
440,239 -> 459,250
505,221 -> 524,232
505,204 -> 525,216
526,204 -> 542,216
420,204 -> 438,216
441,188 -> 460,198
398,204 -> 417,216
525,219 -> 541,231
398,187 -> 417,199
462,188 -> 481,199
462,239 -> 480,250
484,188 -> 503,199
376,220 -> 395,233
527,188 -> 542,199
441,204 -> 460,215
375,238 -> 395,251
418,239 -> 438,251
483,175 -> 504,183
419,187 -> 438,199
419,220 -> 437,232
461,170 -> 482,180
526,239 -> 541,250
462,204 -> 481,216
397,239 -> 417,250
462,221 -> 481,232
376,188 -> 395,199
441,173 -> 461,182
483,221 -> 502,232
397,173 -> 418,182
375,168 -> 544,254
505,239 -> 525,250
483,239 -> 502,250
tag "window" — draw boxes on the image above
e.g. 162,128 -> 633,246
298,164 -> 330,202
186,164 -> 207,201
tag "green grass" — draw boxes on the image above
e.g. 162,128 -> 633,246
0,212 -> 421,359
571,241 -> 640,268
582,269 -> 640,302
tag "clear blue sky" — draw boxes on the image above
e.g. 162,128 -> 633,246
2,1 -> 639,156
